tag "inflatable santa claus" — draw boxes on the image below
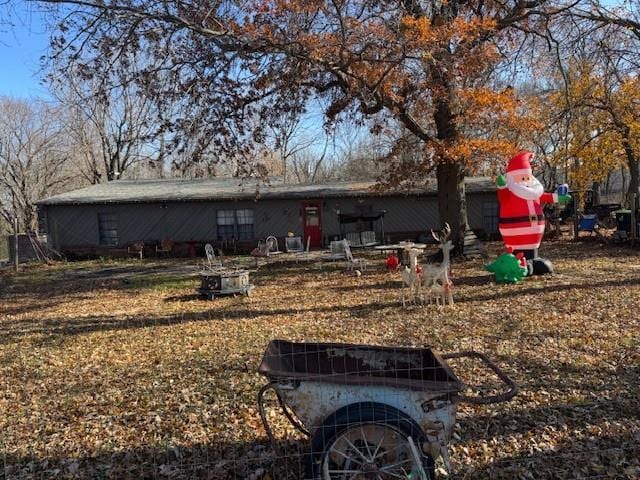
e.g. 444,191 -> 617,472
497,151 -> 571,275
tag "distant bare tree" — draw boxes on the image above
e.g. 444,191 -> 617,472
290,146 -> 337,184
51,62 -> 161,182
168,151 -> 220,179
266,109 -> 322,182
336,124 -> 395,181
0,97 -> 76,231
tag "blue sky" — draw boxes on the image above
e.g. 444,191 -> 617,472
0,4 -> 51,98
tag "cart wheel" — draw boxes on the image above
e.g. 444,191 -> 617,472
309,402 -> 435,479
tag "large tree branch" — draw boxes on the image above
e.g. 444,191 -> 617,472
573,9 -> 640,39
37,0 -> 228,37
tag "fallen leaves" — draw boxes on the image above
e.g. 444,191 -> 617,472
0,242 -> 638,478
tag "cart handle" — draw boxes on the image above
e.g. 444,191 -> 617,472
442,351 -> 519,404
258,382 -> 311,455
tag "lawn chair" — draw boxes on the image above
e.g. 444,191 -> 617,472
204,243 -> 223,270
155,237 -> 174,257
578,214 -> 598,237
252,240 -> 270,257
287,236 -> 312,263
285,236 -> 304,253
323,239 -> 347,261
251,237 -> 281,268
345,231 -> 362,247
128,241 -> 145,260
344,239 -> 366,272
265,236 -> 281,255
361,230 -> 378,247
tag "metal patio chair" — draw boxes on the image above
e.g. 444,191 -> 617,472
285,236 -> 304,253
265,235 -> 281,255
361,230 -> 378,247
345,231 -> 362,248
323,239 -> 347,261
155,237 -> 174,257
344,239 -> 366,272
204,243 -> 223,270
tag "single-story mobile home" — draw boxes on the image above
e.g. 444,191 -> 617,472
36,177 -> 498,257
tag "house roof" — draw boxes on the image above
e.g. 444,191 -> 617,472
37,176 -> 496,206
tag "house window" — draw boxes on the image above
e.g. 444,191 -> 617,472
217,208 -> 255,241
98,213 -> 119,245
305,207 -> 320,227
483,202 -> 499,233
236,209 -> 254,240
217,210 -> 236,240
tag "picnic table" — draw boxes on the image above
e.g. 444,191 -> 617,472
374,242 -> 428,265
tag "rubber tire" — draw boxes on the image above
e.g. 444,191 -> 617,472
308,402 -> 435,479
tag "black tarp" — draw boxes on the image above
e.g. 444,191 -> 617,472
338,211 -> 386,224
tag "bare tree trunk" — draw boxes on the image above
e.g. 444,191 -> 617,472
623,141 -> 638,208
592,181 -> 601,206
158,135 -> 166,179
13,215 -> 19,272
604,170 -> 612,199
436,161 -> 467,239
621,165 -> 628,205
282,150 -> 287,183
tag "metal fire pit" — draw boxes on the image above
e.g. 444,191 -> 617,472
197,269 -> 253,299
257,340 -> 518,479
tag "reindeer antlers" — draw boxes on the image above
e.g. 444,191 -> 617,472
443,222 -> 451,240
431,223 -> 452,243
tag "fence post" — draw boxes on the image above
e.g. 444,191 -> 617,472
13,216 -> 19,272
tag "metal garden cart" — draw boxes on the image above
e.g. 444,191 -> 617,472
258,340 -> 518,479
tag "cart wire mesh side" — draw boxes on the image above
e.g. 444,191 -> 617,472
257,340 -> 518,479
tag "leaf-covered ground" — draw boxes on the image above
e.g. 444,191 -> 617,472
0,241 -> 638,479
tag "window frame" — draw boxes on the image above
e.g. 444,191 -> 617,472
216,209 -> 236,241
98,212 -> 119,246
235,209 -> 254,240
216,208 -> 255,241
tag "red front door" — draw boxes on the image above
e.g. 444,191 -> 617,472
303,202 -> 322,248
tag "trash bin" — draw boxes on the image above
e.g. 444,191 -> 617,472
614,209 -> 640,236
615,210 -> 631,232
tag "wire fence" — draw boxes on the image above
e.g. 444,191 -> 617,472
1,231 -> 639,479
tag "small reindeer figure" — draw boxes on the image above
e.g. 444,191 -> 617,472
425,275 -> 454,306
401,247 -> 423,307
423,223 -> 454,306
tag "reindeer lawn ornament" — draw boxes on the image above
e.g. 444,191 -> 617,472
401,247 -> 423,307
423,223 -> 455,306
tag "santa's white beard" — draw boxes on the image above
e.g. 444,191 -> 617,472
507,175 -> 544,200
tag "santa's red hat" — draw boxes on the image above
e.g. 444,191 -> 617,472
506,151 -> 534,177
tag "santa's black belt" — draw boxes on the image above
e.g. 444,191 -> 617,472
499,215 -> 545,223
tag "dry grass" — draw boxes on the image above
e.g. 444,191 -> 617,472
0,241 -> 638,479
